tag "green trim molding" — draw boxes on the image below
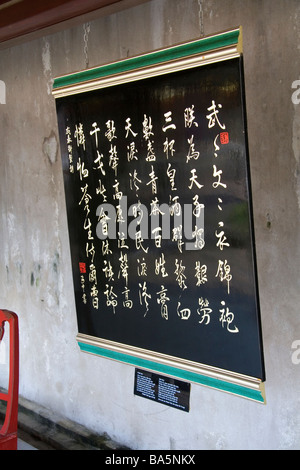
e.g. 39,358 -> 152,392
78,340 -> 265,404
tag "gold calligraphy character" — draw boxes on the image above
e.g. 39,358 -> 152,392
188,169 -> 203,190
74,123 -> 86,149
96,179 -> 107,202
90,122 -> 100,147
177,302 -> 191,320
157,285 -> 170,320
93,151 -> 105,175
195,261 -> 207,286
206,100 -> 226,130
122,287 -> 133,309
184,105 -> 198,128
147,165 -> 158,194
86,241 -> 96,263
197,297 -> 212,325
105,120 -> 117,141
104,284 -> 118,313
162,111 -> 176,132
135,231 -> 149,253
155,253 -> 168,277
127,141 -> 138,162
186,135 -> 200,163
109,145 -> 118,175
174,259 -> 187,290
77,158 -> 89,180
137,257 -> 147,277
215,222 -> 230,250
163,137 -> 175,159
219,301 -> 239,333
125,117 -> 138,138
142,115 -> 154,141
215,259 -> 232,294
139,281 -> 151,316
102,260 -> 114,282
212,165 -> 227,189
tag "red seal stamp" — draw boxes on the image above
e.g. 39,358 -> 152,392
79,262 -> 86,273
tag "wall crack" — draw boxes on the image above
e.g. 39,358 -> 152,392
198,0 -> 204,37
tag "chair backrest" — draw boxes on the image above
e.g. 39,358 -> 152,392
0,310 -> 19,450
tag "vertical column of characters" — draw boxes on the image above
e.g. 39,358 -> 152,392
175,105 -> 204,323
71,122 -> 99,310
152,110 -> 178,321
206,100 -> 238,334
101,119 -> 119,314
134,114 -> 153,317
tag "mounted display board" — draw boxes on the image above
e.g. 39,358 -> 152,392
53,28 -> 266,403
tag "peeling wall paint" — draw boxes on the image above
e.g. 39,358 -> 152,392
42,38 -> 53,95
43,130 -> 58,165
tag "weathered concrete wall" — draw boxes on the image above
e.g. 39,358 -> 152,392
0,0 -> 299,449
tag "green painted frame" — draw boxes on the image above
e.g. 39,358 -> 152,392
78,339 -> 265,403
53,27 -> 242,97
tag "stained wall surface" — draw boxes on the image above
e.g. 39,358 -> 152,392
0,0 -> 299,450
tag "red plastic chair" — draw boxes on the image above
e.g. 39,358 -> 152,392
0,310 -> 19,450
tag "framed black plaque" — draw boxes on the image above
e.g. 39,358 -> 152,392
53,28 -> 266,402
